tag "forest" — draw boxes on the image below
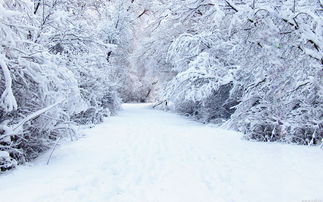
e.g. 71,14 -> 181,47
0,0 -> 322,172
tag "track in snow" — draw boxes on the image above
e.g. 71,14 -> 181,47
0,104 -> 322,202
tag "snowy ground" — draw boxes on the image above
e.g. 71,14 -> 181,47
0,104 -> 322,202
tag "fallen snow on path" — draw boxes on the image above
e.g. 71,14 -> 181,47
0,104 -> 322,202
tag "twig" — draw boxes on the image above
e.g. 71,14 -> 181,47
46,136 -> 62,165
225,0 -> 238,12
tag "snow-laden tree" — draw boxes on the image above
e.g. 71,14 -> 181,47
151,0 -> 323,145
33,0 -> 124,123
225,2 -> 323,144
0,0 -> 83,171
0,0 -> 132,172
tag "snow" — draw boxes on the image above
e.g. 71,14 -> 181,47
0,151 -> 9,158
0,54 -> 18,112
0,103 -> 322,202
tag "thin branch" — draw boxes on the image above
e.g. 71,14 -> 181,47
225,0 -> 238,12
12,99 -> 65,132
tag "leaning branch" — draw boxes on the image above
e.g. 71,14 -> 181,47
12,99 -> 65,132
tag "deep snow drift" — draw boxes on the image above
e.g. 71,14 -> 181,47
0,104 -> 322,202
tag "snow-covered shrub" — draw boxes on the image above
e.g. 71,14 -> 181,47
0,0 -> 83,168
225,2 -> 323,145
152,0 -> 323,145
161,26 -> 240,122
0,0 -> 125,172
32,0 -> 127,123
0,151 -> 17,172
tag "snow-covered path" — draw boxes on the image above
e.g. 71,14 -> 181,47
0,104 -> 322,202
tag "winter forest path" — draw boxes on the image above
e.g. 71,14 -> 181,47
0,104 -> 322,202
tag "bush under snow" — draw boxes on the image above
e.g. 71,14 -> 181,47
148,0 -> 323,145
0,0 -> 132,172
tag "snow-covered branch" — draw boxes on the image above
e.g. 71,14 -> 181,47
0,55 -> 17,112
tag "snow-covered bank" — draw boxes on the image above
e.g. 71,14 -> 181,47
0,104 -> 322,202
